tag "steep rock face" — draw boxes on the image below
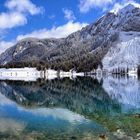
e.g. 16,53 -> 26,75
0,4 -> 140,71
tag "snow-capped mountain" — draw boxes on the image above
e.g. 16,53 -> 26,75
103,4 -> 140,70
0,4 -> 140,71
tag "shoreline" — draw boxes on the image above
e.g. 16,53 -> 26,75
0,67 -> 139,82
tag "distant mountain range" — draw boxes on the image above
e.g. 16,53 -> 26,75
0,4 -> 140,72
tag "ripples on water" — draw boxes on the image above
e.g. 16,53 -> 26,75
0,76 -> 139,140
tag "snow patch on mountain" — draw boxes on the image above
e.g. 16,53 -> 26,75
102,31 -> 140,70
13,46 -> 26,57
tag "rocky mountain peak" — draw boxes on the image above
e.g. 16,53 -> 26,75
110,3 -> 140,32
112,3 -> 140,15
119,3 -> 139,14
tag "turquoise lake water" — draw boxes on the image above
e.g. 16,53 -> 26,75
0,76 -> 139,140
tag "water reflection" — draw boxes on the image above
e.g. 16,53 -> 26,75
103,76 -> 140,111
0,76 -> 139,139
0,78 -> 121,115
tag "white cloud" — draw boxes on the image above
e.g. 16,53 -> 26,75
17,21 -> 88,40
0,12 -> 27,30
63,9 -> 76,21
0,0 -> 43,30
5,0 -> 42,15
79,0 -> 113,13
0,0 -> 43,54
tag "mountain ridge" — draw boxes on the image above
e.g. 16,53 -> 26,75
0,4 -> 140,72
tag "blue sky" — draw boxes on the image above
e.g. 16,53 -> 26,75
0,0 -> 140,53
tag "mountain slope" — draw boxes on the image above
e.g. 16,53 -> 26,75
102,32 -> 140,70
0,4 -> 140,71
102,4 -> 140,70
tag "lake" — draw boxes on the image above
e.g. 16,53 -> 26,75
0,76 -> 139,140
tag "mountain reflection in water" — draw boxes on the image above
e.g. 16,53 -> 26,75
0,76 -> 139,140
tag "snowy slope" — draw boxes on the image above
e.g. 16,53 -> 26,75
102,32 -> 140,70
102,3 -> 140,70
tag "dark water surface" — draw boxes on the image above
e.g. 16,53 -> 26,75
0,76 -> 139,140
